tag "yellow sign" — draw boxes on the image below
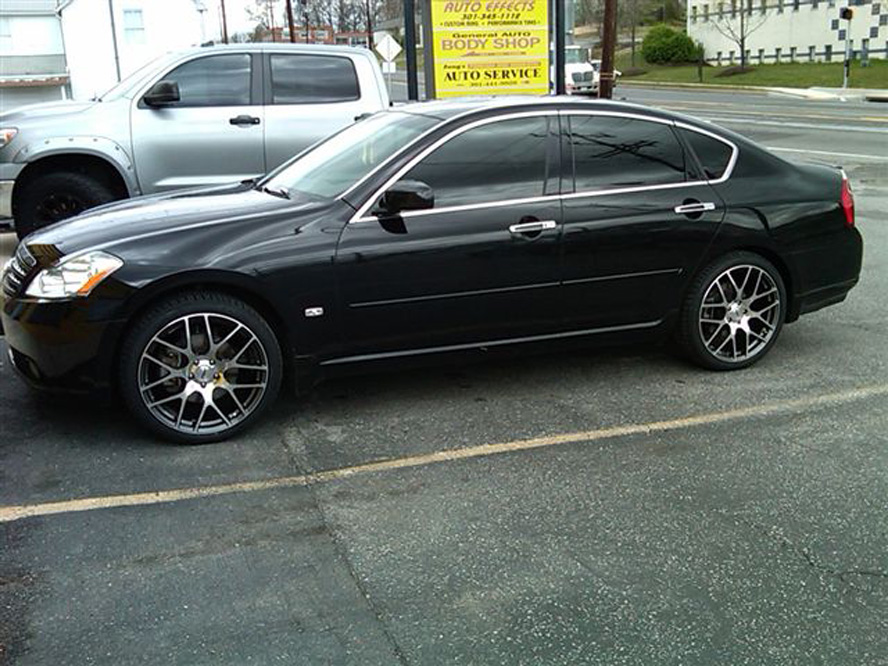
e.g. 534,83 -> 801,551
430,1 -> 550,98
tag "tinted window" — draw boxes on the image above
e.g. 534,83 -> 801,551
403,116 -> 553,209
270,55 -> 359,104
162,54 -> 251,107
678,128 -> 734,180
569,115 -> 686,191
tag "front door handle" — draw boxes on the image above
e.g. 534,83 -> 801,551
674,201 -> 716,215
230,114 -> 261,126
508,220 -> 557,235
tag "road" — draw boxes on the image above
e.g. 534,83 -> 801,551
1,87 -> 886,665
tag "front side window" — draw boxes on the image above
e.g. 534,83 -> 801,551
401,116 -> 554,209
678,128 -> 734,180
270,54 -> 359,104
569,115 -> 686,191
161,54 -> 251,107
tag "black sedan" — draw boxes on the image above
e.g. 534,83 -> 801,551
1,98 -> 863,443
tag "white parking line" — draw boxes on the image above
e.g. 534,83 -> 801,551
2,384 -> 887,524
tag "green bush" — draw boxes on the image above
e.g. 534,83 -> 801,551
642,25 -> 699,64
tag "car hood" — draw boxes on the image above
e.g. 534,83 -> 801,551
0,100 -> 98,124
25,182 -> 337,258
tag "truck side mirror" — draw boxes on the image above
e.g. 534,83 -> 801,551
143,81 -> 181,107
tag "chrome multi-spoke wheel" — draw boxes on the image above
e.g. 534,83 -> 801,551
698,265 -> 780,363
121,293 -> 282,443
679,252 -> 786,370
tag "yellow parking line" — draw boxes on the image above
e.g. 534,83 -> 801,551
2,384 -> 887,523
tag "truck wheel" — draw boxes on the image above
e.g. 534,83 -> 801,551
15,171 -> 121,239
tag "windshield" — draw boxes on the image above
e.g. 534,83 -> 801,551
262,111 -> 440,199
566,48 -> 586,64
99,53 -> 175,101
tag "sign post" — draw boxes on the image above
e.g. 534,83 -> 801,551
375,32 -> 403,98
840,7 -> 853,89
427,0 -> 550,98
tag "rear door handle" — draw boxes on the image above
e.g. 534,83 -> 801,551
674,202 -> 716,215
230,114 -> 261,126
508,220 -> 557,234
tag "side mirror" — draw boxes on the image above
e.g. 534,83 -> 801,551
143,80 -> 180,107
376,179 -> 434,216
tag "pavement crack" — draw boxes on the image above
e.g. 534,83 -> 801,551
732,514 -> 888,583
277,420 -> 411,666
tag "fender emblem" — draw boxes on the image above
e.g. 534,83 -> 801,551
304,307 -> 324,318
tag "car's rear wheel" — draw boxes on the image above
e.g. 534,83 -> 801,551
678,252 -> 786,370
119,292 -> 283,444
15,171 -> 120,239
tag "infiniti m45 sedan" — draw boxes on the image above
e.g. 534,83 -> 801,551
1,98 -> 862,443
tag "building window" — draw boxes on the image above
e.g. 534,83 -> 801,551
874,3 -> 882,15
790,46 -> 797,60
809,45 -> 816,60
838,28 -> 846,40
717,50 -> 722,65
747,0 -> 753,12
729,49 -> 735,62
825,44 -> 833,61
828,0 -> 835,7
792,0 -> 799,9
731,0 -> 737,16
703,3 -> 710,18
831,18 -> 840,29
862,38 -> 870,55
123,9 -> 145,44
718,1 -> 725,15
778,0 -> 784,13
692,5 -> 698,20
775,46 -> 782,61
761,0 -> 768,13
758,48 -> 766,62
812,0 -> 818,7
871,26 -> 879,38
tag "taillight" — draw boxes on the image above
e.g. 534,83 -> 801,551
840,176 -> 855,228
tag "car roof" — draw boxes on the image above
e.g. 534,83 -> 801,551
395,95 -> 687,125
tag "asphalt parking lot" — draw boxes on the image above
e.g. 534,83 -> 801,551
1,89 -> 887,665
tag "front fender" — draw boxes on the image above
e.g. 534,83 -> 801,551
13,137 -> 139,196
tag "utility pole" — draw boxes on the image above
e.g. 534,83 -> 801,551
840,6 -> 853,88
555,0 -> 565,94
365,0 -> 374,50
599,0 -> 617,98
220,0 -> 229,43
286,0 -> 296,42
404,0 -> 418,100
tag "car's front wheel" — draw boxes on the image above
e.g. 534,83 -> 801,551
120,292 -> 283,443
678,252 -> 787,370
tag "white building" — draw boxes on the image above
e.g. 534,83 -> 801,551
687,0 -> 887,65
0,0 -> 69,109
58,0 -> 214,100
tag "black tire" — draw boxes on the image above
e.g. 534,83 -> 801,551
677,251 -> 787,371
119,291 -> 283,444
15,171 -> 121,240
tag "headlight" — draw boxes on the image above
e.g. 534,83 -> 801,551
0,128 -> 17,148
25,251 -> 123,300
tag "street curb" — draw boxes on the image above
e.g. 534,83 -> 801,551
618,79 -> 888,101
618,80 -> 768,94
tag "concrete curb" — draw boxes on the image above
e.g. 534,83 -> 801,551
620,79 -> 888,101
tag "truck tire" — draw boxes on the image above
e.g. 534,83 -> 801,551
15,171 -> 121,240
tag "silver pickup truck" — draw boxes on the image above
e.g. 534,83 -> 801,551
0,43 -> 389,239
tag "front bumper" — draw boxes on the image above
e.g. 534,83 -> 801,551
0,162 -> 25,220
1,295 -> 126,392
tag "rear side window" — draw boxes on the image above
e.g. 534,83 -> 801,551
402,116 -> 554,209
568,115 -> 686,191
678,128 -> 734,180
162,54 -> 251,107
270,55 -> 359,104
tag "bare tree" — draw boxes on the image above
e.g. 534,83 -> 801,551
711,0 -> 768,69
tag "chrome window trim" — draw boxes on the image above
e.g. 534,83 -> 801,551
349,110 -> 559,222
347,108 -> 740,224
673,120 -> 740,184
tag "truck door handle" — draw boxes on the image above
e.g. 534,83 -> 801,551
674,201 -> 716,215
230,115 -> 260,126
